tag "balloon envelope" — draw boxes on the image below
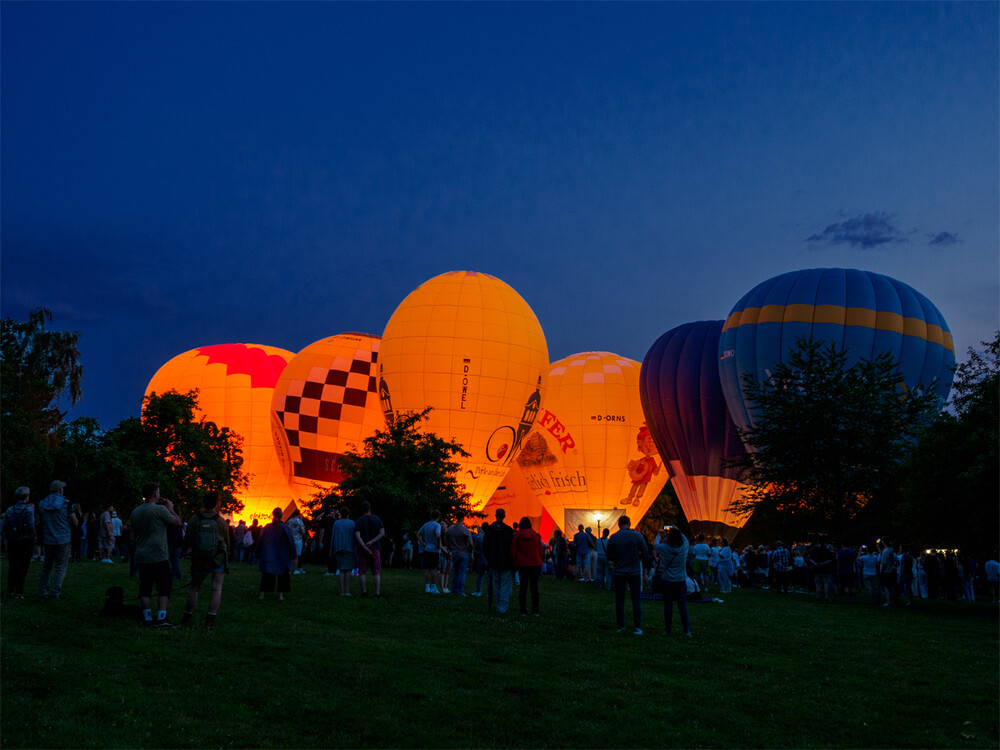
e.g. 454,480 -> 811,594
640,321 -> 748,537
378,271 -> 549,510
145,343 -> 298,523
517,352 -> 669,532
271,333 -> 384,494
481,463 -> 555,541
719,268 -> 955,435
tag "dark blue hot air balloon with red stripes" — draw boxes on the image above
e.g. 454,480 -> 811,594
640,321 -> 749,537
718,268 -> 955,436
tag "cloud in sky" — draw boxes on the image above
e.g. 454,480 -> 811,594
928,231 -> 959,246
806,212 -> 907,249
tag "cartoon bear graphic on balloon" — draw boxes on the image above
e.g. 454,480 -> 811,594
623,423 -> 660,506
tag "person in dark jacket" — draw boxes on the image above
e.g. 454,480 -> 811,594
510,517 -> 546,616
257,508 -> 296,601
483,509 -> 514,613
606,515 -> 651,635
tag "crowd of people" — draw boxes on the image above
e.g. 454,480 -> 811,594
4,481 -> 998,634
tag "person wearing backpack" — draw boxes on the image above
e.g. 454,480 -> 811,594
4,487 -> 36,599
180,492 -> 230,629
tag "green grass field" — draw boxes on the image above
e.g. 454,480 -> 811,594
1,558 -> 997,749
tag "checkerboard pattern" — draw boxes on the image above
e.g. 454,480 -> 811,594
273,347 -> 379,483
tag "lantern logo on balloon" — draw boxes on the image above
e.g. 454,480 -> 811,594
378,271 -> 549,510
270,333 -> 384,493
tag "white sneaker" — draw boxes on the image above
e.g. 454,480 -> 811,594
471,592 -> 481,597
324,572 -> 336,576
442,588 -> 450,593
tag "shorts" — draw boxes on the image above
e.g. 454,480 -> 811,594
99,535 -> 113,549
577,551 -> 591,569
137,561 -> 173,598
294,539 -> 303,556
692,559 -> 710,574
423,551 -> 440,570
814,573 -> 834,587
863,574 -> 878,590
335,551 -> 357,572
839,572 -> 856,588
358,549 -> 381,576
880,572 -> 897,589
191,564 -> 226,586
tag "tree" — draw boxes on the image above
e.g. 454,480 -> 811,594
636,483 -> 687,540
900,333 -> 999,555
728,338 -> 941,541
106,390 -> 248,518
1,308 -> 83,497
316,408 -> 473,536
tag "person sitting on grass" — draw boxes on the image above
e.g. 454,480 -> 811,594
181,491 -> 229,629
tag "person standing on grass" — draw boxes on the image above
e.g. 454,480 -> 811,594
878,540 -> 898,606
716,538 -> 734,594
286,509 -> 307,575
131,482 -> 183,626
332,507 -> 357,597
836,543 -> 858,598
573,524 -> 594,582
606,515 -> 651,635
769,540 -> 791,594
444,512 -> 474,596
418,510 -> 443,594
313,508 -> 338,576
510,516 -> 545,616
897,545 -> 915,606
99,503 -> 115,563
37,481 -> 79,601
4,487 -> 36,599
354,501 -> 385,597
655,526 -> 691,637
483,508 -> 515,614
257,507 -> 296,601
471,525 -> 488,596
180,492 -> 229,629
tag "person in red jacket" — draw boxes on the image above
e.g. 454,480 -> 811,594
510,517 -> 546,616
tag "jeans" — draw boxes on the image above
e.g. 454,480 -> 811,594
613,573 -> 642,629
662,579 -> 689,634
489,569 -> 513,613
451,553 -> 470,595
518,566 -> 541,614
595,556 -> 612,589
38,542 -> 71,598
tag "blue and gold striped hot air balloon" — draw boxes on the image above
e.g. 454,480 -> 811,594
718,268 -> 955,435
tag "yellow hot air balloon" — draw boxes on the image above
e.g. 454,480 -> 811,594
144,344 -> 297,523
378,271 -> 549,510
270,333 -> 385,495
517,352 -> 669,532
481,463 -> 556,539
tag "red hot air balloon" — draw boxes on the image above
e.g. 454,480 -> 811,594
640,321 -> 748,538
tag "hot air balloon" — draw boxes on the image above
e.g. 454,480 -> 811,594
145,343 -> 297,523
719,268 -> 955,435
378,271 -> 549,510
481,463 -> 556,541
517,352 -> 669,532
270,333 -> 385,495
640,321 -> 748,538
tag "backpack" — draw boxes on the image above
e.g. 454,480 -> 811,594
3,506 -> 33,543
193,512 -> 219,560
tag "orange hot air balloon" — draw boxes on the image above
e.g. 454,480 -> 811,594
517,352 -> 669,532
378,271 -> 549,510
145,343 -> 297,523
270,333 -> 385,495
481,463 -> 556,540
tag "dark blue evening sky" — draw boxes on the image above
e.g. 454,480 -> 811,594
2,2 -> 997,429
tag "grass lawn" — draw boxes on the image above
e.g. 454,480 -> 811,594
1,558 -> 997,749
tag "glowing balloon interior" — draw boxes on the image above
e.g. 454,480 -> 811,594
378,271 -> 549,510
271,333 -> 384,494
145,343 -> 298,523
481,463 -> 555,541
719,268 -> 955,436
640,321 -> 748,537
518,352 -> 669,532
